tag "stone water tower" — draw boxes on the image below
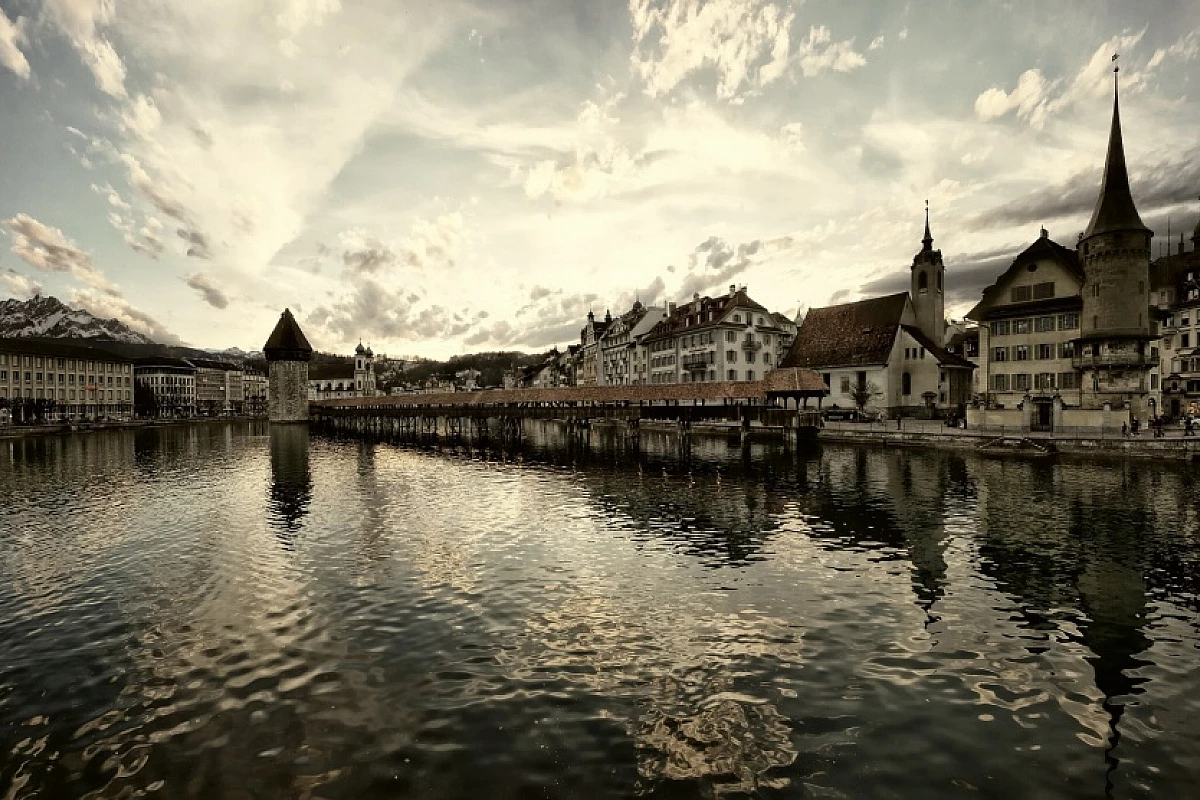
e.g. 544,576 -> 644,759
263,308 -> 313,423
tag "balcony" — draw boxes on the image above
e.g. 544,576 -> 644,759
742,339 -> 763,352
682,353 -> 711,370
1071,350 -> 1155,369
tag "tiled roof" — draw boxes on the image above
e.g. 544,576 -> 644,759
644,289 -> 780,342
967,235 -> 1083,321
309,362 -> 355,381
780,293 -> 908,369
313,373 -> 827,408
0,337 -> 134,361
899,325 -> 975,369
263,309 -> 312,358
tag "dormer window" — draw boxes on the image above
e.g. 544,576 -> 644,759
733,314 -> 741,323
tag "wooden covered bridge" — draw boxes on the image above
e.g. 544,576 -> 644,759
310,367 -> 829,446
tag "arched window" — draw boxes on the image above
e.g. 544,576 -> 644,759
902,372 -> 912,396
937,272 -> 943,292
918,272 -> 928,292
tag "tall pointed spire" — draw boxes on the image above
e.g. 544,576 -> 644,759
1083,57 -> 1148,238
922,199 -> 933,251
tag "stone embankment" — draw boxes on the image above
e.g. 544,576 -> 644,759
0,417 -> 264,440
818,421 -> 1200,460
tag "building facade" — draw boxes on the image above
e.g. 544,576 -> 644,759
0,338 -> 134,422
134,357 -> 198,418
1149,206 -> 1200,418
598,301 -> 663,386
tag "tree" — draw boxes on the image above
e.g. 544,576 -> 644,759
849,380 -> 881,413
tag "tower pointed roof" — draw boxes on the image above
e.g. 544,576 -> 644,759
922,200 -> 933,251
263,308 -> 313,361
1084,67 -> 1148,238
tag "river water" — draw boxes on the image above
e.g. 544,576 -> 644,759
0,421 -> 1197,798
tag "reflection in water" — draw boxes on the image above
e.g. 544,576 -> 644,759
268,423 -> 312,544
0,421 -> 1198,797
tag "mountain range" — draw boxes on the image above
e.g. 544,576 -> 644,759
0,295 -> 258,362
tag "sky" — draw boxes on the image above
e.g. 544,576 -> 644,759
1,0 -> 1199,358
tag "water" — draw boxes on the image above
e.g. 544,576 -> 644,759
1,422 -> 1198,798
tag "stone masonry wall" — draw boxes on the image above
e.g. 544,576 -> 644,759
269,360 -> 310,423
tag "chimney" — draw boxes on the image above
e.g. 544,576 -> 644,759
729,284 -> 736,296
1181,233 -> 1187,256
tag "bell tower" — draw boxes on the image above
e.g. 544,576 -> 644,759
911,200 -> 945,344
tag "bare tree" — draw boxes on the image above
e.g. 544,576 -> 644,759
849,380 -> 881,413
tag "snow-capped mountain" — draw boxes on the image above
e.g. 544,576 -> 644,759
0,295 -> 157,345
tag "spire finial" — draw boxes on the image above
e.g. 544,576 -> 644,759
922,199 -> 933,251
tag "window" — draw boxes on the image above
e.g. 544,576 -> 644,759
1151,374 -> 1159,390
1014,319 -> 1031,334
1033,282 -> 1055,299
1183,333 -> 1191,349
918,272 -> 928,292
1013,373 -> 1030,391
902,372 -> 912,395
992,374 -> 1009,391
1058,372 -> 1079,390
1058,313 -> 1079,331
745,370 -> 754,381
726,331 -> 735,342
728,369 -> 737,380
1182,315 -> 1191,327
990,321 -> 1010,336
1035,316 -> 1056,332
1035,373 -> 1055,390
919,347 -> 926,359
35,372 -> 42,383
841,376 -> 852,394
746,351 -> 756,364
733,314 -> 741,323
1036,344 -> 1054,360
1011,285 -> 1032,302
727,350 -> 737,362
1014,345 -> 1029,361
764,353 -> 772,365
1058,341 -> 1077,359
993,347 -> 1009,362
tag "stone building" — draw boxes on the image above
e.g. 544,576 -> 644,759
598,301 -> 664,385
0,338 -> 135,422
967,69 -> 1158,431
578,310 -> 611,386
1149,203 -> 1200,418
264,308 -> 312,423
642,286 -> 786,385
308,342 -> 378,400
134,357 -> 197,417
781,216 -> 975,416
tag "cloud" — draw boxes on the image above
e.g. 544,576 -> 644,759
0,6 -> 32,79
629,0 -> 796,101
795,25 -> 867,77
42,0 -> 127,97
340,228 -> 397,273
868,35 -> 884,51
675,235 -> 765,298
185,273 -> 230,309
339,210 -> 466,275
177,227 -> 212,259
3,212 -> 117,293
69,288 -> 182,345
858,244 -> 1023,310
0,268 -> 42,298
970,147 -> 1200,230
306,278 -> 459,344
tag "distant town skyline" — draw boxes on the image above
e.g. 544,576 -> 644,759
1,0 -> 1199,357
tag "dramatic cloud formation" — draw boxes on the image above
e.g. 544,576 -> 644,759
0,268 -> 42,298
1,1 -> 1199,357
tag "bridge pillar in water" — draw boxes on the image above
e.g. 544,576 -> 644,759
263,308 -> 313,424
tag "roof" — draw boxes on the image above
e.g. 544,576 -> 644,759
780,293 -> 908,369
309,362 -> 355,381
966,234 -> 1083,321
313,374 -> 827,408
263,309 -> 312,360
761,367 -> 829,394
899,325 -> 975,369
1083,80 -> 1148,238
643,289 -> 780,342
0,337 -> 133,361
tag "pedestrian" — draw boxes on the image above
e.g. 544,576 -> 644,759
1187,417 -> 1194,437
1122,421 -> 1129,437
1132,417 -> 1140,436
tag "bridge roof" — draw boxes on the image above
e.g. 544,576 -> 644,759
313,370 -> 827,409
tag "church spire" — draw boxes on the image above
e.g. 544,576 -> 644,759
922,199 -> 933,251
1083,56 -> 1148,238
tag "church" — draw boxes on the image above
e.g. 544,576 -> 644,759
308,341 -> 379,400
779,208 -> 975,417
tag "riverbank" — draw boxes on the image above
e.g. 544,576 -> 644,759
817,424 -> 1200,461
0,416 -> 265,440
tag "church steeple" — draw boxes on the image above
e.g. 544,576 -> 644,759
1084,61 -> 1148,238
922,199 -> 933,251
